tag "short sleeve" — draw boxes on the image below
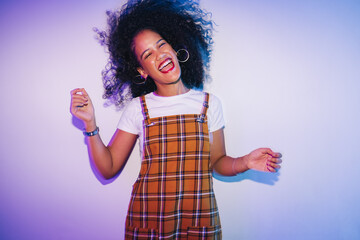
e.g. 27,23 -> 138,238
117,98 -> 142,136
208,94 -> 225,132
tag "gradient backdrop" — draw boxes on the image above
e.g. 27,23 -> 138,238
1,0 -> 359,239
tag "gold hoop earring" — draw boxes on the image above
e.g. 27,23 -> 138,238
133,75 -> 147,85
176,49 -> 189,63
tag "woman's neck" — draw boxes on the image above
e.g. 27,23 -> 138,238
154,79 -> 189,97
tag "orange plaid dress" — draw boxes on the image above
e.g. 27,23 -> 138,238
125,92 -> 221,239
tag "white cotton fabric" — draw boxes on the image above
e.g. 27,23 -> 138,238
117,89 -> 225,156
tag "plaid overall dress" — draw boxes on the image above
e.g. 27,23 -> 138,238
125,92 -> 222,239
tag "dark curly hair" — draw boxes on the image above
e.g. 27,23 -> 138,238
95,0 -> 214,106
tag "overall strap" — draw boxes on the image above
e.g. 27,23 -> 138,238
140,95 -> 152,126
196,92 -> 210,123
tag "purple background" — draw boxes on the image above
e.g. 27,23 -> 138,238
1,0 -> 359,239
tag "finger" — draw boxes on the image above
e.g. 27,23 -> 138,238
271,163 -> 281,169
266,162 -> 281,169
71,98 -> 88,108
80,88 -> 90,98
266,164 -> 277,172
269,158 -> 282,164
71,96 -> 88,105
80,89 -> 92,104
70,88 -> 83,95
261,148 -> 277,157
267,161 -> 281,171
266,151 -> 282,158
71,94 -> 88,103
73,102 -> 88,108
71,89 -> 89,100
71,88 -> 89,99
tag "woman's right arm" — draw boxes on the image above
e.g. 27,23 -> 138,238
70,88 -> 137,179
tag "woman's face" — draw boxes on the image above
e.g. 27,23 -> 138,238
132,29 -> 181,86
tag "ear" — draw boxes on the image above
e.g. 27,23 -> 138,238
137,67 -> 148,79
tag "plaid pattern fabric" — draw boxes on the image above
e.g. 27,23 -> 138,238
125,92 -> 221,240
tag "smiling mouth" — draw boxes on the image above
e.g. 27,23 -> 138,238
158,58 -> 174,73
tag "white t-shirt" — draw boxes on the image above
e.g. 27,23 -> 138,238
117,89 -> 225,155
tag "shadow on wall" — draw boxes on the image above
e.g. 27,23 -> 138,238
71,116 -> 123,185
213,170 -> 281,185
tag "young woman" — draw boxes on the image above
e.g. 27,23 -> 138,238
70,1 -> 281,239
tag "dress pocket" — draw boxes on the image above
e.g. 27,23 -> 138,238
125,226 -> 158,240
187,225 -> 222,240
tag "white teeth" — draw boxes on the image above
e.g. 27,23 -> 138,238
159,59 -> 172,71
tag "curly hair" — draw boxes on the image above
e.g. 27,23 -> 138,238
95,0 -> 214,106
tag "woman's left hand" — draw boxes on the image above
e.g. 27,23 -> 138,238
245,148 -> 282,172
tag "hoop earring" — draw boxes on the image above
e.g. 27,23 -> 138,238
133,75 -> 147,85
176,49 -> 189,63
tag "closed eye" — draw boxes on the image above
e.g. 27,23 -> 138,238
144,52 -> 152,59
141,39 -> 166,60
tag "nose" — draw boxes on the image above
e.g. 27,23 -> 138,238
156,50 -> 166,61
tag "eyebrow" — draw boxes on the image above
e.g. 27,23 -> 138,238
140,38 -> 165,59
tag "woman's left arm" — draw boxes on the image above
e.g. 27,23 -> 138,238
210,128 -> 282,176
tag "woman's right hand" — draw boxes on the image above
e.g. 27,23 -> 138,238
70,88 -> 96,130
